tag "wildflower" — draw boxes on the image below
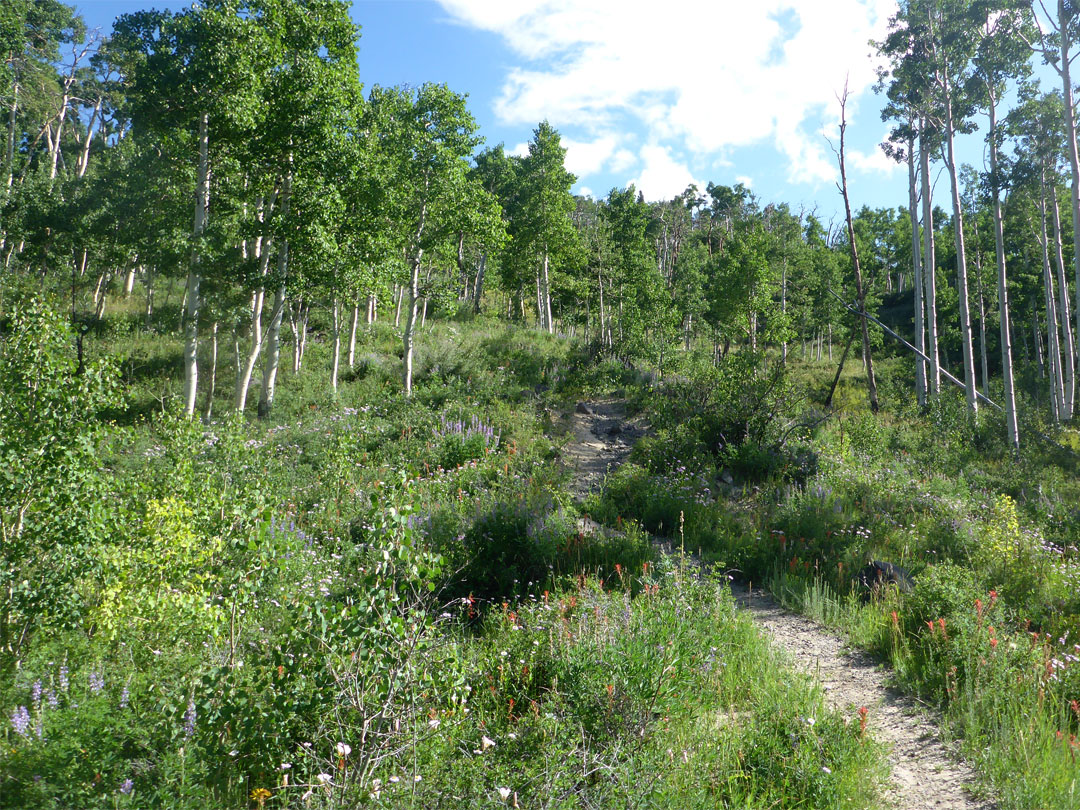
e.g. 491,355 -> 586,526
31,681 -> 42,706
316,773 -> 333,785
119,779 -> 134,795
46,690 -> 57,710
429,717 -> 440,729
89,671 -> 105,694
498,787 -> 512,800
481,735 -> 496,751
822,766 -> 832,774
389,775 -> 400,783
59,666 -> 69,692
251,787 -> 272,806
183,699 -> 196,738
120,686 -> 130,710
335,742 -> 351,758
10,706 -> 31,737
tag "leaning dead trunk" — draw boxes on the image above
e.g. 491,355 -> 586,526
837,86 -> 878,412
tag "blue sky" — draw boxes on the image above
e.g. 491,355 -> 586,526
74,0 -> 1058,225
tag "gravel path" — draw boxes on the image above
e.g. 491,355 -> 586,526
561,398 -> 997,810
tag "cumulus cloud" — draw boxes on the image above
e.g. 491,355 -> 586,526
849,138 -> 903,176
736,175 -> 754,188
436,0 -> 894,186
631,144 -> 703,202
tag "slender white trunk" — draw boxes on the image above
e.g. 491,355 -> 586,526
331,298 -> 341,394
403,202 -> 427,396
394,284 -> 403,327
348,299 -> 359,367
1040,178 -> 1066,421
258,285 -> 285,419
943,95 -> 978,415
920,129 -> 941,396
124,266 -> 137,297
1057,2 -> 1080,390
473,253 -> 486,313
542,251 -> 554,334
77,98 -> 101,178
4,81 -> 16,192
1050,184 -> 1075,417
908,133 -> 927,406
203,321 -> 218,421
183,112 -> 210,418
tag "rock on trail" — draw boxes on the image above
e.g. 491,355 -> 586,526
561,399 -> 997,810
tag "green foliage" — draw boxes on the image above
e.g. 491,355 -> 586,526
0,296 -> 122,656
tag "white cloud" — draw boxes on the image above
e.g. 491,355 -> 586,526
509,142 -> 530,158
578,185 -> 595,198
610,148 -> 637,173
435,0 -> 895,187
562,134 -> 619,177
849,140 -> 903,176
736,175 -> 754,188
631,145 -> 703,202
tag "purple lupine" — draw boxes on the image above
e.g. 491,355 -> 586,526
89,671 -> 105,694
183,700 -> 196,737
120,686 -> 130,710
58,666 -> 69,692
10,706 -> 31,737
46,689 -> 58,710
31,680 -> 42,706
119,779 -> 134,795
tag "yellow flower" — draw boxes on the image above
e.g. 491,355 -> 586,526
251,787 -> 272,807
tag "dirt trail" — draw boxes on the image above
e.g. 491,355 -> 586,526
561,399 -> 996,810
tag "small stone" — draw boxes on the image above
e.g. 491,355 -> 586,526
575,402 -> 594,415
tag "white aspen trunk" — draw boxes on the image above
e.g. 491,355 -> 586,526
394,284 -> 403,327
943,94 -> 978,415
203,321 -> 218,421
971,210 -> 989,398
920,129 -> 941,396
94,272 -> 110,320
597,268 -> 607,349
1039,180 -> 1066,420
144,266 -> 154,326
4,81 -> 16,192
183,112 -> 210,418
908,133 -> 927,406
780,262 -> 788,363
331,298 -> 341,394
1033,299 -> 1045,378
542,251 -> 554,334
473,253 -> 486,314
258,285 -> 285,419
1057,1 -> 1080,391
258,156 -> 292,419
77,98 -> 101,178
371,293 -> 377,323
1050,185 -> 1076,417
535,268 -> 544,329
49,93 -> 70,182
403,203 -> 427,396
348,299 -> 359,368
124,266 -> 137,297
235,281 -> 266,412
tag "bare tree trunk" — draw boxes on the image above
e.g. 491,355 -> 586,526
203,321 -> 218,421
989,92 -> 1019,451
972,214 -> 989,398
542,250 -> 554,334
1040,178 -> 1066,421
920,127 -> 941,396
1051,183 -> 1076,417
77,98 -> 101,178
1033,298 -> 1045,379
331,298 -> 341,394
144,266 -> 155,326
394,284 -> 403,328
183,112 -> 210,418
943,90 -> 978,415
348,298 -> 359,368
837,86 -> 878,412
258,285 -> 285,419
124,265 -> 137,297
1056,1 -> 1080,395
473,253 -> 486,314
403,203 -> 427,396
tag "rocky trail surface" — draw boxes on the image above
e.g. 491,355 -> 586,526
560,398 -> 996,810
